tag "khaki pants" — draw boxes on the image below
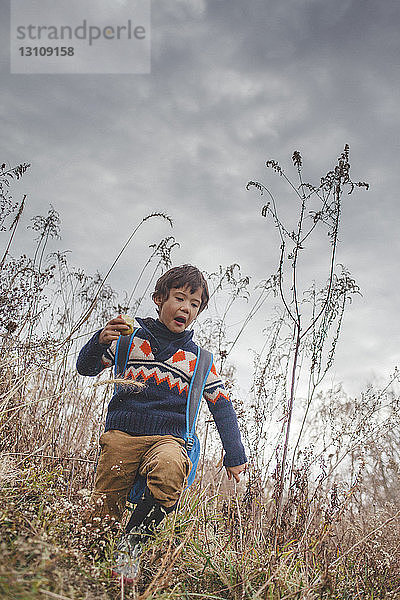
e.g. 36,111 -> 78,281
90,430 -> 191,522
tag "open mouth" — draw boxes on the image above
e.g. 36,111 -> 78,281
174,316 -> 186,325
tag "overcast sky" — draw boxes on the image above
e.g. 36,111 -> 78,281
1,0 -> 399,396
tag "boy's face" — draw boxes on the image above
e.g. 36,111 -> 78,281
154,285 -> 202,333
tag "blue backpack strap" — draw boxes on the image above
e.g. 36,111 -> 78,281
184,347 -> 213,488
114,328 -> 138,394
185,347 -> 213,448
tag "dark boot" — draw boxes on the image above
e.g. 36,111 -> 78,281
112,490 -> 176,584
125,488 -> 155,534
125,488 -> 177,537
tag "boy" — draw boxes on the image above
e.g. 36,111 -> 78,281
77,264 -> 247,581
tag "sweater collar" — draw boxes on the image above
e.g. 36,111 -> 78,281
136,316 -> 194,345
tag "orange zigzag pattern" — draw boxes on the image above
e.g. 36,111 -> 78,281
126,366 -> 189,395
205,390 -> 230,406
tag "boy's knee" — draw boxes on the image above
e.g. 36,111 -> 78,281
141,442 -> 191,507
142,444 -> 190,480
146,477 -> 184,507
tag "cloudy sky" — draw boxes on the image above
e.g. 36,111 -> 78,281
1,0 -> 399,396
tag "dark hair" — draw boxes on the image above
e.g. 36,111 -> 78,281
152,264 -> 209,314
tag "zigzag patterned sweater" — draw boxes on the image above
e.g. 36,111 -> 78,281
76,317 -> 247,467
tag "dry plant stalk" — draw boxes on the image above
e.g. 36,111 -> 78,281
248,145 -> 368,546
92,377 -> 146,392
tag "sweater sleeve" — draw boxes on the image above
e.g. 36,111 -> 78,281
203,362 -> 247,467
76,329 -> 116,376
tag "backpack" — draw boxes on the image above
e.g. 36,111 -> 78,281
114,328 -> 213,504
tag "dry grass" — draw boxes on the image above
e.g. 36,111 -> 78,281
2,453 -> 400,600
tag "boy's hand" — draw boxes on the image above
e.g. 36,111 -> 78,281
225,463 -> 247,483
98,317 -> 131,345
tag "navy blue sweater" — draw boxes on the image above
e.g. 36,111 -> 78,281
76,317 -> 247,467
